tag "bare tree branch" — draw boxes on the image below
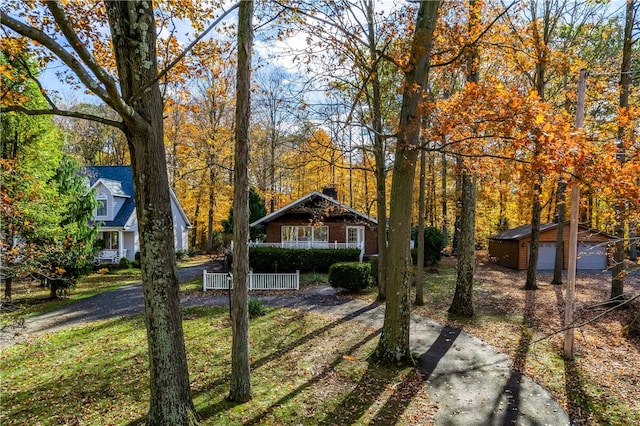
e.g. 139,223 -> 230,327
1,105 -> 124,129
531,292 -> 640,344
0,10 -> 120,111
45,1 -> 123,105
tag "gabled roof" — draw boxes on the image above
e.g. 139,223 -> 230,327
81,165 -> 191,229
489,222 -> 615,241
489,223 -> 557,241
82,166 -> 135,228
250,191 -> 377,227
99,178 -> 130,198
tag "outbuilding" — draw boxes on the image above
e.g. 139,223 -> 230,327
488,223 -> 613,271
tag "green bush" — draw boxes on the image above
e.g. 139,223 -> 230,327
248,299 -> 267,319
328,262 -> 371,292
117,257 -> 132,269
175,249 -> 188,260
249,247 -> 361,273
411,226 -> 447,267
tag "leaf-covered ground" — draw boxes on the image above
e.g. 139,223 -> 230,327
407,254 -> 640,426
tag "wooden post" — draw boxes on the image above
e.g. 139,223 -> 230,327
564,69 -> 587,359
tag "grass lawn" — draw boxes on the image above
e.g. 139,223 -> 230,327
0,305 -> 434,425
2,254 -> 638,425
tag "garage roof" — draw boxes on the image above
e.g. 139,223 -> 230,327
489,223 -> 615,241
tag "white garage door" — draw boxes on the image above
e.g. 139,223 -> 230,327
529,242 -> 557,270
577,243 -> 607,270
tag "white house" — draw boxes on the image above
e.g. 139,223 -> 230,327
83,166 -> 191,262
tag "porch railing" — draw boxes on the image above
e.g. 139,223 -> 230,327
248,241 -> 362,250
203,270 -> 300,291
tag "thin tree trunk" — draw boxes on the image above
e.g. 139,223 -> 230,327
441,151 -> 448,239
552,178 -> 567,284
365,0 -> 388,302
525,179 -> 542,290
611,0 -> 633,302
415,149 -> 427,306
104,2 -> 198,423
229,0 -> 253,403
373,0 -> 440,366
4,276 -> 12,301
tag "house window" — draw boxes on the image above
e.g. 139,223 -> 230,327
347,226 -> 364,248
96,193 -> 108,217
99,231 -> 119,249
282,225 -> 328,242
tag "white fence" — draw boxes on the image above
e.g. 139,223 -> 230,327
203,270 -> 300,291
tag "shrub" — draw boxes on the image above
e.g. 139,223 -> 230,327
176,249 -> 188,260
249,247 -> 361,273
328,262 -> 371,292
248,299 -> 267,319
118,257 -> 132,269
411,226 -> 447,267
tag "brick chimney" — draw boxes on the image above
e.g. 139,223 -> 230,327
322,186 -> 338,200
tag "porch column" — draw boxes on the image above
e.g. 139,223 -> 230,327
118,230 -> 124,260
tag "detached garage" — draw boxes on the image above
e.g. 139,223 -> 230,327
488,223 -> 613,271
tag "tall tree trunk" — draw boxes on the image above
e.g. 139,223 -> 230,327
449,0 -> 479,317
611,0 -> 633,302
104,2 -> 197,424
229,0 -> 253,403
206,168 -> 215,252
551,178 -> 567,284
449,170 -> 476,316
441,151 -> 448,239
366,0 -> 388,302
373,0 -> 440,366
415,149 -> 427,306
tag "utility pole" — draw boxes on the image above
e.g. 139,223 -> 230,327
564,69 -> 587,359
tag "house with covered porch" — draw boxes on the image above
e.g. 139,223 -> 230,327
83,166 -> 191,262
249,188 -> 378,259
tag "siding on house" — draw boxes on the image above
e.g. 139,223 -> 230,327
253,191 -> 379,257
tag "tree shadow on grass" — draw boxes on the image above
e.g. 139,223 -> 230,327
191,303 -> 381,423
242,329 -> 381,425
368,368 -> 426,425
317,362 -> 395,426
